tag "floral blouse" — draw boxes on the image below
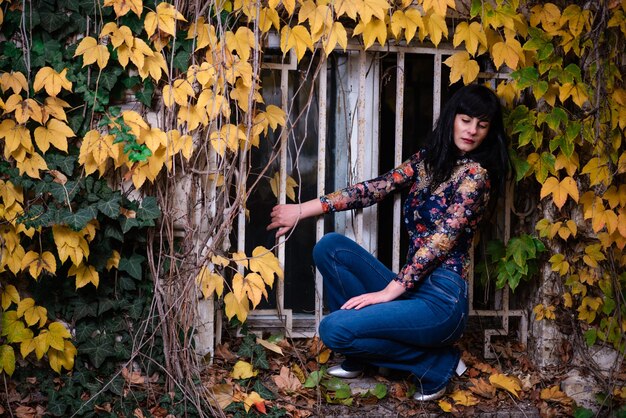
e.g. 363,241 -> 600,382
319,150 -> 490,288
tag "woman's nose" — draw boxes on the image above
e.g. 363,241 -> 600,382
468,122 -> 477,134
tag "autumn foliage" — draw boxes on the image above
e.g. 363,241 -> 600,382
0,0 -> 625,415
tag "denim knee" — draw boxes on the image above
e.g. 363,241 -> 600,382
319,314 -> 352,351
312,232 -> 343,265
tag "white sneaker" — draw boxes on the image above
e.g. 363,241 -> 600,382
456,358 -> 467,376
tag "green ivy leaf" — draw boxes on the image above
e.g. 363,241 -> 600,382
73,303 -> 98,322
137,197 -> 160,220
120,218 -> 141,233
135,79 -> 155,107
45,390 -> 69,416
81,334 -> 115,368
119,276 -> 136,291
62,206 -> 98,231
98,299 -> 118,316
104,225 -> 124,241
100,66 -> 123,91
39,10 -> 70,33
45,154 -> 77,176
119,254 -> 145,280
97,195 -> 122,218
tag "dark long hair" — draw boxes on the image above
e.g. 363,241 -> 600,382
424,84 -> 511,200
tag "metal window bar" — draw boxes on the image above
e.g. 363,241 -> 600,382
241,45 -> 526,360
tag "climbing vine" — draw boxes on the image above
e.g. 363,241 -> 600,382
0,0 -> 624,415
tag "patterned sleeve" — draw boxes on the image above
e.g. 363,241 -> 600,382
320,152 -> 425,213
394,164 -> 490,287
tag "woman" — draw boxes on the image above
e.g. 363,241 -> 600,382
267,85 -> 510,401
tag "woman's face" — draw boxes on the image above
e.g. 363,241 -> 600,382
453,114 -> 490,154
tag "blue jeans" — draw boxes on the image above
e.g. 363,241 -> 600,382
314,233 -> 468,395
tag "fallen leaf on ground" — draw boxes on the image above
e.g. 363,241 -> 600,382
273,365 -> 302,393
469,377 -> 496,398
257,337 -> 284,355
489,373 -> 522,398
540,385 -> 572,405
208,383 -> 235,409
450,389 -> 480,406
438,399 -> 453,412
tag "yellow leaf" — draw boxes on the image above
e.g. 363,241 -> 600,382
1,285 -> 20,310
209,124 -> 246,156
438,399 -> 453,412
224,291 -> 250,322
33,67 -> 73,97
78,130 -> 116,175
560,5 -> 589,37
269,172 -> 298,202
583,244 -> 606,268
353,17 -> 387,50
103,0 -> 143,18
443,51 -> 480,85
18,152 -> 49,179
539,176 -> 579,210
20,251 -> 56,280
530,3 -> 562,33
256,337 -> 283,355
41,97 -> 70,124
453,21 -> 487,56
45,322 -> 71,351
323,22 -> 348,56
422,0 -> 455,16
259,7 -> 280,33
334,0 -> 358,20
0,120 -> 32,159
2,311 -> 34,343
236,272 -> 267,308
34,119 -> 73,153
138,52 -> 168,81
0,71 -> 28,94
299,2 -> 332,39
549,254 -> 569,276
74,37 -> 110,69
540,385 -> 573,404
450,389 -> 480,406
0,345 -> 15,376
424,13 -> 448,46
559,82 -> 589,108
249,246 -> 284,285
16,298 -> 47,328
196,266 -> 224,298
144,2 -> 186,37
4,95 -> 43,125
577,296 -> 602,323
232,360 -> 258,379
100,22 -> 134,48
243,391 -> 265,413
106,250 -> 120,270
225,27 -> 255,61
581,157 -> 611,186
280,25 -> 314,62
489,373 -> 521,398
358,0 -> 390,24
492,38 -> 523,70
555,152 -> 579,177
48,340 -> 77,373
563,292 -> 573,308
68,263 -> 99,289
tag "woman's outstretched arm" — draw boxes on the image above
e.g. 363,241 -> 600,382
267,199 -> 324,238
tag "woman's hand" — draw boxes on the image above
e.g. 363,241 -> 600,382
267,199 -> 324,238
267,204 -> 302,238
341,280 -> 406,310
